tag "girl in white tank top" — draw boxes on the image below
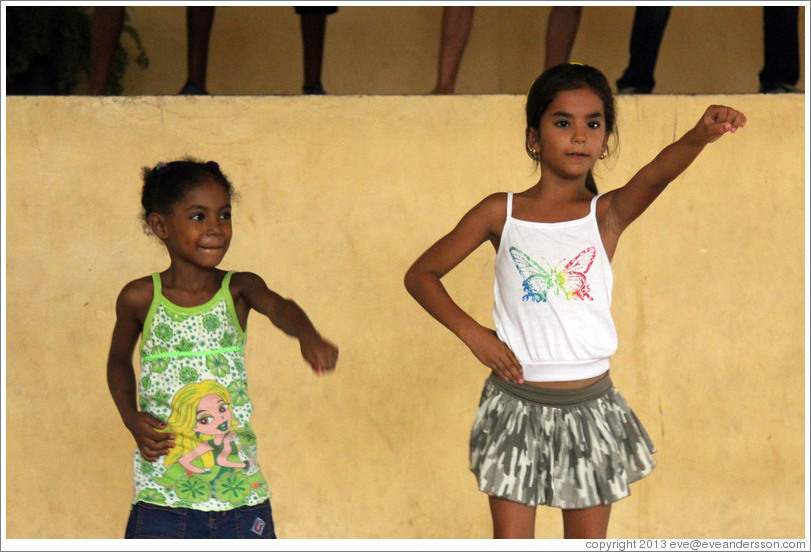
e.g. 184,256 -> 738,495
404,63 -> 745,539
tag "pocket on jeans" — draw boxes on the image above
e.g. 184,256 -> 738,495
128,502 -> 187,539
236,500 -> 276,538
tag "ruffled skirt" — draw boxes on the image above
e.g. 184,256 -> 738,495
469,374 -> 656,509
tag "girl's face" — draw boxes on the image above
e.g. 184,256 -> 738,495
151,178 -> 232,269
194,394 -> 232,436
530,87 -> 609,182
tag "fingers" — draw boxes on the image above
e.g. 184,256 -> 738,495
133,413 -> 174,462
705,105 -> 746,136
490,346 -> 524,385
144,413 -> 168,431
308,341 -> 339,375
138,435 -> 175,462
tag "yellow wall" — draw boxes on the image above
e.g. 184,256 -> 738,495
79,5 -> 804,96
4,91 -> 805,539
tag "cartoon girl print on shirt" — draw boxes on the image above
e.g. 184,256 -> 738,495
161,380 -> 250,473
150,380 -> 267,507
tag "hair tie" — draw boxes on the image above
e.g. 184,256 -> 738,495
205,160 -> 220,171
155,162 -> 169,177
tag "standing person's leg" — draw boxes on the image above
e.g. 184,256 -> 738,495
430,6 -> 475,94
543,6 -> 583,70
759,6 -> 800,93
180,6 -> 215,94
489,496 -> 537,538
616,6 -> 671,93
562,504 -> 612,539
299,7 -> 336,94
89,6 -> 125,95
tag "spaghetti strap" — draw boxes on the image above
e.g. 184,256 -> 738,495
589,193 -> 601,215
151,273 -> 162,295
221,270 -> 235,292
506,192 -> 514,219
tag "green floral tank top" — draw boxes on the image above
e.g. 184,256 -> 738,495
134,271 -> 270,511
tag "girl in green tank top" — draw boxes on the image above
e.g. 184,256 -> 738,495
106,158 -> 338,538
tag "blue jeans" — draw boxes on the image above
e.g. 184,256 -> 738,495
124,500 -> 277,538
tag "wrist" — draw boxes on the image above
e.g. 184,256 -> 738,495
684,126 -> 711,148
298,328 -> 322,345
119,405 -> 141,430
455,319 -> 484,346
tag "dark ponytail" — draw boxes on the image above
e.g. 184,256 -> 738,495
585,170 -> 598,195
140,158 -> 233,225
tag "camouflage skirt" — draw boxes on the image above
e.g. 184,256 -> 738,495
469,374 -> 656,509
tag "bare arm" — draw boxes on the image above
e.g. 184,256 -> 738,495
234,272 -> 338,375
404,193 -> 525,383
602,105 -> 747,243
106,280 -> 175,462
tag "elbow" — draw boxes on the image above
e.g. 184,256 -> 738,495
403,266 -> 418,297
403,263 -> 428,299
404,264 -> 441,300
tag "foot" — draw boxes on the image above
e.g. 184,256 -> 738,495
617,85 -> 652,95
178,81 -> 209,95
302,84 -> 327,95
760,82 -> 803,94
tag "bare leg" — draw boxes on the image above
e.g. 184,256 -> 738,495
89,6 -> 125,95
183,6 -> 215,93
430,6 -> 475,94
562,504 -> 611,539
489,496 -> 536,539
300,11 -> 328,93
544,6 -> 582,70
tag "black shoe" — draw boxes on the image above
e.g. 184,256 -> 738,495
179,82 -> 209,95
302,84 -> 327,95
760,82 -> 803,94
617,85 -> 652,95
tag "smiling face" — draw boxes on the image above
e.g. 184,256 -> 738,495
194,393 -> 233,436
528,86 -> 609,182
149,178 -> 232,270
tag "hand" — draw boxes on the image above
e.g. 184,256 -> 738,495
463,325 -> 524,384
299,332 -> 339,375
692,105 -> 747,144
124,411 -> 174,462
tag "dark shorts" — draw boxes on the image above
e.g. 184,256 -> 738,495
124,499 -> 276,539
294,7 -> 338,16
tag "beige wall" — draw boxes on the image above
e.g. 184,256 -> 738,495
79,5 -> 804,96
4,91 -> 805,539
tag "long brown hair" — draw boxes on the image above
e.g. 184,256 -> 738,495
525,63 -> 617,195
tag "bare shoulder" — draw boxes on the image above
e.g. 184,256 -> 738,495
117,276 -> 153,306
229,271 -> 283,302
115,275 -> 154,322
229,271 -> 269,294
475,192 -> 509,216
459,192 -> 509,229
228,271 -> 285,317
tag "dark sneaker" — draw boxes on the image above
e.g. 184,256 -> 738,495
760,83 -> 804,94
617,86 -> 652,95
302,85 -> 327,95
179,82 -> 209,95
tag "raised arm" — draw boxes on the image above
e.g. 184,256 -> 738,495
107,279 -> 175,462
233,272 -> 338,375
404,193 -> 524,383
601,105 -> 746,242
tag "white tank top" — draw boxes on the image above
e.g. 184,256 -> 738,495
493,192 -> 618,382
